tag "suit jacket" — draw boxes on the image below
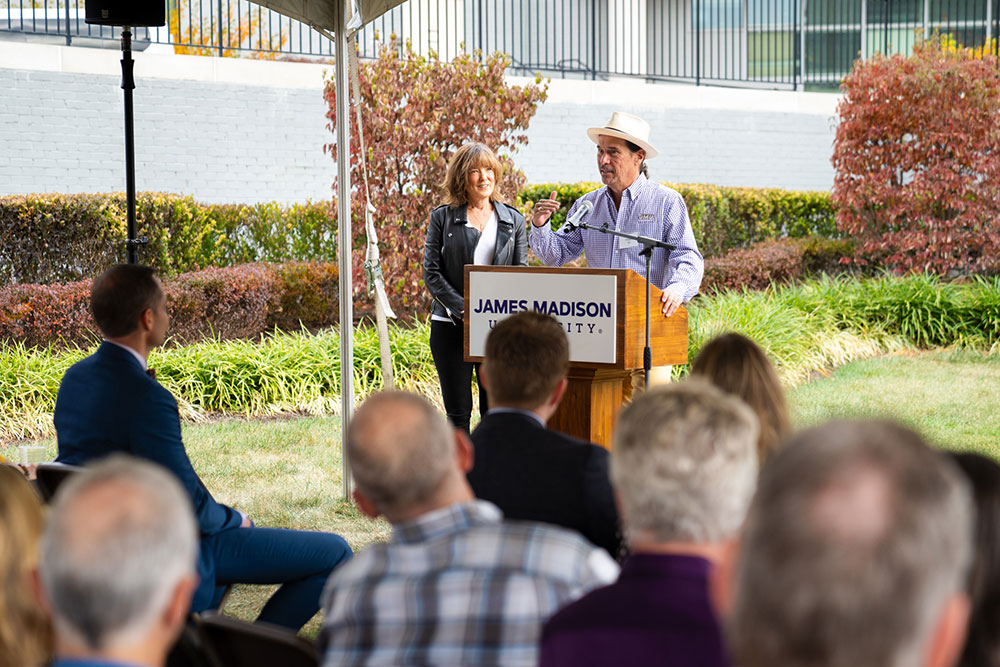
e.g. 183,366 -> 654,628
54,341 -> 242,605
468,411 -> 622,557
423,201 -> 528,320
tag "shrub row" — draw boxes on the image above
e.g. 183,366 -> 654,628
5,274 -> 998,442
9,244 -> 992,354
702,237 -> 855,293
0,193 -> 335,285
517,182 -> 838,258
2,184 -> 836,288
0,262 -> 340,349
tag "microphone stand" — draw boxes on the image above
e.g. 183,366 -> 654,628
119,26 -> 148,264
569,220 -> 674,389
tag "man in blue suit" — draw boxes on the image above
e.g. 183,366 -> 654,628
54,264 -> 352,631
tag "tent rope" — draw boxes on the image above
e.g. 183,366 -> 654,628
347,35 -> 396,389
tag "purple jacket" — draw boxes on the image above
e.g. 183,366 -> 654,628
540,553 -> 732,667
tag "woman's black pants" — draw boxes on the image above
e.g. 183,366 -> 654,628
429,318 -> 487,432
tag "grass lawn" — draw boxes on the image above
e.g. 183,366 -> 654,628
788,349 -> 1000,457
5,349 -> 997,636
2,416 -> 389,638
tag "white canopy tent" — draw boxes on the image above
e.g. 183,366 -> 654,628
250,0 -> 407,497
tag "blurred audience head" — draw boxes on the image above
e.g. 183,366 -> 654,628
727,420 -> 973,667
482,311 -> 570,413
946,451 -> 1000,667
691,332 -> 791,464
0,464 -> 51,667
39,456 -> 198,662
348,390 -> 473,522
612,379 -> 758,549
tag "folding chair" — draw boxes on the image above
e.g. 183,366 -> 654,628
195,612 -> 318,667
35,462 -> 83,502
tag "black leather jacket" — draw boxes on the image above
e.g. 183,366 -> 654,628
423,201 -> 528,320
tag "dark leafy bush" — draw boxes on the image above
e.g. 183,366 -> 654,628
832,37 -> 1000,275
271,261 -> 341,332
518,183 -> 837,258
702,237 -> 854,292
0,262 -> 340,349
166,264 -> 281,343
0,280 -> 96,349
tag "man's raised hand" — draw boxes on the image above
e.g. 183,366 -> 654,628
531,191 -> 561,228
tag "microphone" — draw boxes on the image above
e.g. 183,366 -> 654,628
563,200 -> 594,232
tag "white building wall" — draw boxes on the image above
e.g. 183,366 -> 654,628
0,40 -> 838,205
511,75 -> 838,190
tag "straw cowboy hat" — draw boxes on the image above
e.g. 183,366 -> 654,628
587,111 -> 659,159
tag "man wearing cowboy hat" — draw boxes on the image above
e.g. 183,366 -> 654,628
530,111 -> 704,387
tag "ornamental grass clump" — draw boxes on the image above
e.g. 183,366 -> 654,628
2,277 -> 997,443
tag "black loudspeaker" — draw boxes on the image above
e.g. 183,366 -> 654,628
85,0 -> 165,27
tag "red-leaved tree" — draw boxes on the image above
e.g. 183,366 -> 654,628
831,37 -> 1000,275
324,39 -> 548,318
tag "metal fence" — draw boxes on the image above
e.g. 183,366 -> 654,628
2,0 -> 998,89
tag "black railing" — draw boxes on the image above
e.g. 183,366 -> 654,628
2,0 -> 997,89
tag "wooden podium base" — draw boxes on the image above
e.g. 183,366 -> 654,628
547,367 -> 631,449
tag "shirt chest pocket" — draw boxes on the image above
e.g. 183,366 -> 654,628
634,216 -> 661,241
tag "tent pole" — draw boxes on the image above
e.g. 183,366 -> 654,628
335,2 -> 354,500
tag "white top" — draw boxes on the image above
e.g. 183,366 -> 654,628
431,209 -> 498,324
471,210 -> 498,266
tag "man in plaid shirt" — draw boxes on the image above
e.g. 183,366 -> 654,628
318,391 -> 619,666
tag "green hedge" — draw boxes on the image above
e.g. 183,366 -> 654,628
0,193 -> 335,285
2,185 -> 835,287
516,183 -> 837,258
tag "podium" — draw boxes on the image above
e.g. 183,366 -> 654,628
464,266 -> 688,448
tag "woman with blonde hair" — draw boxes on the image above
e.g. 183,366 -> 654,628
423,142 -> 527,431
690,332 -> 791,464
0,464 -> 51,666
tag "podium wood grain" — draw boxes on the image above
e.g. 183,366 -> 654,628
464,266 -> 689,448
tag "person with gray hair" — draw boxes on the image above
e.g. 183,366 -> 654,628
540,379 -> 759,666
718,420 -> 974,667
318,390 -> 619,666
38,455 -> 199,667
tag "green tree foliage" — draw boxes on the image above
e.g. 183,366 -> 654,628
324,38 -> 548,318
832,37 -> 1000,275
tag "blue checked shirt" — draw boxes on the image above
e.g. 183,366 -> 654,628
318,501 -> 619,667
530,175 -> 704,301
